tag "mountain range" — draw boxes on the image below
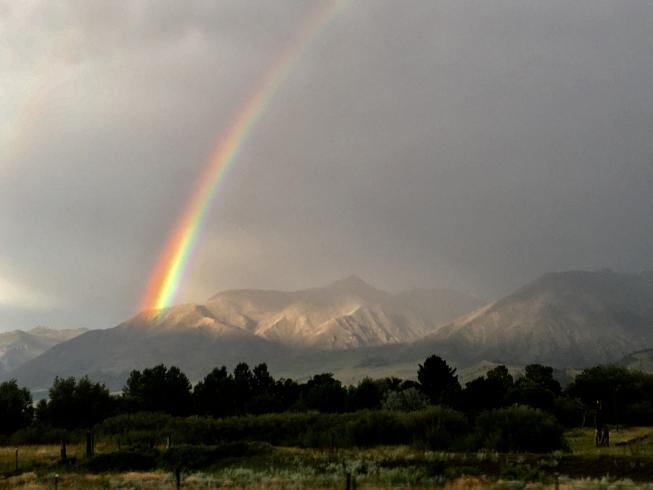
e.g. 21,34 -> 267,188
410,270 -> 653,367
5,270 -> 653,391
0,327 -> 86,377
5,276 -> 481,390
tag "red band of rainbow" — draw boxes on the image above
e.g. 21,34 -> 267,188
140,0 -> 343,313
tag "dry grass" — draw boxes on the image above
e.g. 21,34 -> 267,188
0,441 -> 123,473
3,429 -> 653,488
3,472 -> 653,489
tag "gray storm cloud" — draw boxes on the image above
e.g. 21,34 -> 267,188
1,0 -> 653,329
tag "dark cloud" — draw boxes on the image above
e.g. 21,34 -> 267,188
2,0 -> 653,329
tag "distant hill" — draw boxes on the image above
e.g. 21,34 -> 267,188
5,305 -> 291,392
6,277 -> 481,390
408,270 -> 653,367
0,327 -> 86,376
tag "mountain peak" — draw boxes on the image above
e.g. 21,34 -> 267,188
321,275 -> 390,301
328,274 -> 371,289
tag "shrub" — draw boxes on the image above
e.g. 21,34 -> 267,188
161,442 -> 272,470
96,411 -> 173,448
83,449 -> 159,473
406,406 -> 470,450
344,411 -> 408,446
4,425 -> 71,445
97,409 -> 474,450
473,405 -> 566,452
97,412 -> 173,434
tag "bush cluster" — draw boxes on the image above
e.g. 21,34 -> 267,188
95,406 -> 564,453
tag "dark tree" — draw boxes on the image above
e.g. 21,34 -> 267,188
232,362 -> 254,414
460,365 -> 515,412
42,377 -> 75,428
383,377 -> 405,392
523,364 -> 561,395
75,376 -> 115,425
348,378 -> 383,411
252,363 -> 275,392
510,364 -> 561,413
566,365 -> 646,425
417,355 -> 460,405
511,381 -> 557,413
193,366 -> 235,417
486,365 -> 514,393
0,380 -> 33,435
567,365 -> 632,406
276,378 -> 301,411
304,373 -> 347,413
124,365 -> 192,416
42,376 -> 113,429
460,377 -> 496,412
249,363 -> 281,414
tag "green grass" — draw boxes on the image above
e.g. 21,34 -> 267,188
566,427 -> 653,455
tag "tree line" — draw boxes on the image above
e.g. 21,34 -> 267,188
0,354 -> 652,437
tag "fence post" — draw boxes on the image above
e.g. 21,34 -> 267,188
86,431 -> 94,457
345,472 -> 351,490
15,448 -> 18,471
175,467 -> 182,489
60,440 -> 67,463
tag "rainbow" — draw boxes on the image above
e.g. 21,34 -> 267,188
140,0 -> 343,313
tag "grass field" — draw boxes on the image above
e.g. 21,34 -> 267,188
2,429 -> 653,489
566,427 -> 653,455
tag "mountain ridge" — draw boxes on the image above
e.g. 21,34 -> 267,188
9,270 -> 653,391
0,327 -> 87,376
5,277 -> 482,390
410,270 -> 653,367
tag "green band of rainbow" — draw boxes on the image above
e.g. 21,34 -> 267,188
140,0 -> 343,313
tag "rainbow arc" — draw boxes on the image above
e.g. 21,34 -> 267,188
140,1 -> 343,313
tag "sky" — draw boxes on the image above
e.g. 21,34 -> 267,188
1,0 -> 653,330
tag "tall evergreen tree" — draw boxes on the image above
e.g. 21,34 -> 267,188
417,355 -> 460,405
